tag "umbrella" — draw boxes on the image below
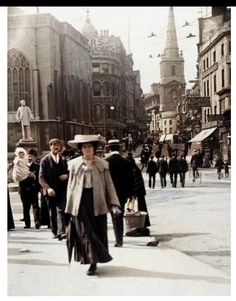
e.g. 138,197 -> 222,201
66,218 -> 76,263
40,195 -> 50,227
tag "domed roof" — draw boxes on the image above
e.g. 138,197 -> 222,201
81,15 -> 98,39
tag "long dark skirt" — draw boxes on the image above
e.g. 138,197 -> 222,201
71,188 -> 112,264
137,194 -> 151,227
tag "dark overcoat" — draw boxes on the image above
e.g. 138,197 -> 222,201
106,153 -> 134,209
39,154 -> 68,208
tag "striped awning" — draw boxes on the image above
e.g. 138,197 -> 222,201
188,127 -> 217,143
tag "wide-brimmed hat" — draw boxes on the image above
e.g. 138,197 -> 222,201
68,134 -> 102,148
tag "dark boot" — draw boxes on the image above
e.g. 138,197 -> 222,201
86,263 -> 97,276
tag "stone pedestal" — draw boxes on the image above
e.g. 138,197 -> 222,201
16,139 -> 38,151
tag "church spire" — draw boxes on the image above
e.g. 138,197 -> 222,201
86,9 -> 90,22
164,7 -> 179,58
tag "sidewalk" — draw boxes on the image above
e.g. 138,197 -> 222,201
7,188 -> 230,296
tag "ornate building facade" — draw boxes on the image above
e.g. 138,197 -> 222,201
8,10 -> 93,151
81,14 -> 144,141
198,6 -> 231,161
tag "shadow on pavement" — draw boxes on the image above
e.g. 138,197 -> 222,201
183,250 -> 231,257
97,265 -> 230,284
8,258 -> 68,267
153,232 -> 209,242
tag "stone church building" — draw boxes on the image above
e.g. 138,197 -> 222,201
8,9 -> 93,151
159,6 -> 186,135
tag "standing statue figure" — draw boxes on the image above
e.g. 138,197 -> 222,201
16,100 -> 34,140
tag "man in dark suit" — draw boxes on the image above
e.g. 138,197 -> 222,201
106,139 -> 134,247
168,153 -> 179,188
157,155 -> 168,188
39,138 -> 68,240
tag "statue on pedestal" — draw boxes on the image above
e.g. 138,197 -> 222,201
16,100 -> 34,141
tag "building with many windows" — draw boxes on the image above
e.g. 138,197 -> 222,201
143,83 -> 160,141
197,6 -> 231,161
81,14 -> 144,142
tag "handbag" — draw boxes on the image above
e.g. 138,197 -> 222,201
124,197 -> 138,213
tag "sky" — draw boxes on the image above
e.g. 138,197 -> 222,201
15,6 -> 213,94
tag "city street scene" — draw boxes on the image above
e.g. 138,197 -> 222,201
6,5 -> 231,297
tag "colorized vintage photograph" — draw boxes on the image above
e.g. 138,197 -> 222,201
5,5 -> 231,296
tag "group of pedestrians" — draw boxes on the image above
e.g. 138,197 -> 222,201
145,153 -> 188,189
9,134 -> 151,276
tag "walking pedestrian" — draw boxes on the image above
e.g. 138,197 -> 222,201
126,153 -> 151,228
178,155 -> 188,187
157,155 -> 168,188
215,155 -> 224,180
168,153 -> 179,187
65,134 -> 121,276
224,160 -> 229,178
140,145 -> 150,171
190,149 -> 201,181
106,139 -> 134,247
146,155 -> 158,189
39,138 -> 69,240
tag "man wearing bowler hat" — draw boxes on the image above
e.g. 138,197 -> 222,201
106,139 -> 134,247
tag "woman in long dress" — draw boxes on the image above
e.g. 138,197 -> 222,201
126,153 -> 151,227
65,135 -> 121,275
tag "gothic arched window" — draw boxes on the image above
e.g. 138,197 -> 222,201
8,49 -> 31,111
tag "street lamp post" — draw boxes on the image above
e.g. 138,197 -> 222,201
110,105 -> 115,137
103,98 -> 106,139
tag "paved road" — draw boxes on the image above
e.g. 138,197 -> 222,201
141,166 -> 231,275
7,165 -> 231,296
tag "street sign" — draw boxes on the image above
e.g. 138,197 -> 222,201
187,96 -> 211,109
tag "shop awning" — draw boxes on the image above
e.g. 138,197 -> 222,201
159,135 -> 166,142
188,127 -> 217,143
165,134 -> 174,141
